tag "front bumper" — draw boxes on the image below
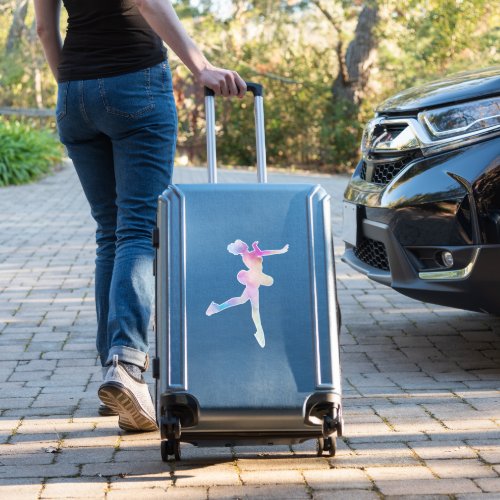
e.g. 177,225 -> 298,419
342,220 -> 500,313
342,137 -> 500,314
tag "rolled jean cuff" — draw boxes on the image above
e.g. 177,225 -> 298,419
106,346 -> 149,371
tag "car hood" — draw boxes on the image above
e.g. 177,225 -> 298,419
377,67 -> 500,114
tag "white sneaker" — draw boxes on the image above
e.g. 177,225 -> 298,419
98,355 -> 158,432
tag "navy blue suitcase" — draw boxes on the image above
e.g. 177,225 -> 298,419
153,83 -> 343,461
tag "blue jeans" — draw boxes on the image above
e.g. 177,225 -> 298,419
56,61 -> 177,369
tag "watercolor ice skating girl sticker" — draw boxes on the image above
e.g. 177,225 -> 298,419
206,240 -> 289,348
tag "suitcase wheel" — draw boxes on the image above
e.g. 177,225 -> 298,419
316,436 -> 336,457
323,414 -> 336,437
161,438 -> 181,462
160,417 -> 182,462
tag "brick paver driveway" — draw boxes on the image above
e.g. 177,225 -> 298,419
1,162 -> 499,499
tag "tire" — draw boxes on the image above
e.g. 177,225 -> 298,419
161,440 -> 169,462
325,436 -> 337,457
174,439 -> 181,461
316,437 -> 324,456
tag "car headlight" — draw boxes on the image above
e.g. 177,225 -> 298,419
419,97 -> 500,139
362,97 -> 500,158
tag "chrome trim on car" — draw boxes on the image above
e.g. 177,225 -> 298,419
418,248 -> 480,281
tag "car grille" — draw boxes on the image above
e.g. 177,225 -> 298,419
353,238 -> 390,271
359,152 -> 420,186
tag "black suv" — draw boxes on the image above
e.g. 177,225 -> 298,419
342,67 -> 500,314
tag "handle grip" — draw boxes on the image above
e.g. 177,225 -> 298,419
204,82 -> 263,97
204,81 -> 267,184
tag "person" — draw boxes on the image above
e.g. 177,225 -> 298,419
206,240 -> 289,348
34,0 -> 246,432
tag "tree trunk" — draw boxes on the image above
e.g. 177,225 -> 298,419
5,0 -> 29,55
27,20 -> 44,109
332,3 -> 378,106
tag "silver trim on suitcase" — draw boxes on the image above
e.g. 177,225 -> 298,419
205,84 -> 267,184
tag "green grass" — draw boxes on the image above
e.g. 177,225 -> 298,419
0,118 -> 63,186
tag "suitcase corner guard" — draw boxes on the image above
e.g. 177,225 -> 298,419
159,392 -> 200,433
304,392 -> 343,437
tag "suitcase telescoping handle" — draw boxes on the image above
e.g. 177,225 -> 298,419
204,82 -> 267,184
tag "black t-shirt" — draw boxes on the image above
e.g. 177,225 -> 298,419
58,0 -> 167,82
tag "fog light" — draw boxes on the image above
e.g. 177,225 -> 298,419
442,251 -> 454,268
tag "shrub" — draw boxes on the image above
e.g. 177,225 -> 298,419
0,119 -> 63,187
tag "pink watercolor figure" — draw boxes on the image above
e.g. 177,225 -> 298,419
206,240 -> 289,348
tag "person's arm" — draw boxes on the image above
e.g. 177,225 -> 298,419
34,0 -> 63,80
134,0 -> 246,97
252,242 -> 289,256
